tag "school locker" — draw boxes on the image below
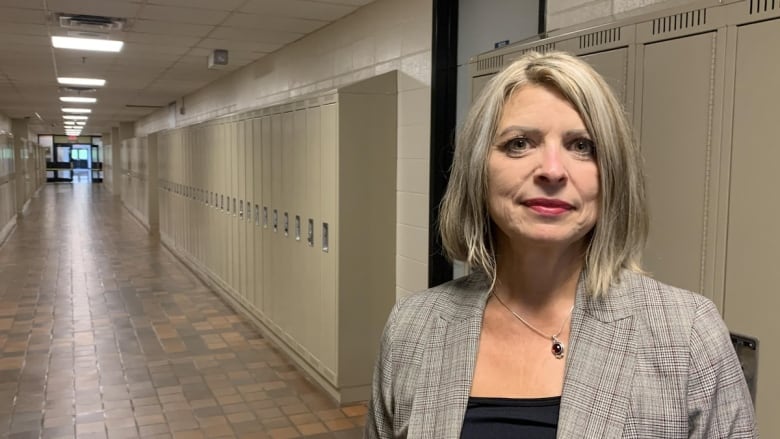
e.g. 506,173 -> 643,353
724,16 -> 780,428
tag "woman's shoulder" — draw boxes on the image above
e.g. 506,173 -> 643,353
613,270 -> 724,332
390,272 -> 491,327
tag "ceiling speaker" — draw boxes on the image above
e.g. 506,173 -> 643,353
208,49 -> 228,69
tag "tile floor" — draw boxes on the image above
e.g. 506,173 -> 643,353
0,183 -> 366,438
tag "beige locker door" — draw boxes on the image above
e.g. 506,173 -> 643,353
238,120 -> 247,299
278,111 -> 294,333
292,108 -> 307,346
320,102 -> 338,382
231,122 -> 240,292
580,47 -> 630,112
472,73 -> 495,101
725,18 -> 780,434
220,123 -> 229,283
262,115 -> 274,315
639,32 -> 718,297
198,129 -> 205,264
270,113 -> 283,322
215,125 -> 223,280
244,120 -> 255,305
253,118 -> 265,310
305,105 -> 323,364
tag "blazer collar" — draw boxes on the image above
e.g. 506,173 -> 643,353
558,273 -> 638,438
408,273 -> 491,439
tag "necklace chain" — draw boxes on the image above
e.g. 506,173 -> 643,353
491,292 -> 574,342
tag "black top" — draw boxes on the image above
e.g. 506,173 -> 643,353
460,396 -> 561,439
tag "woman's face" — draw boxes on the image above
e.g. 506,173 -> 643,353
487,84 -> 600,252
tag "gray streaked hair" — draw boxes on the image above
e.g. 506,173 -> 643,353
438,51 -> 648,296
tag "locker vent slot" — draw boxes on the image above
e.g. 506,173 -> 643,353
476,55 -> 504,73
519,42 -> 557,55
579,27 -> 621,49
652,8 -> 707,35
749,0 -> 778,14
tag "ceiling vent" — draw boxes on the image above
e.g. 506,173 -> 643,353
56,13 -> 126,32
59,86 -> 98,94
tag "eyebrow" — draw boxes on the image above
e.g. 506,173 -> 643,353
496,125 -> 591,139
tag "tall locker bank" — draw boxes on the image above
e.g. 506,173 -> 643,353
470,1 -> 778,434
157,72 -> 397,403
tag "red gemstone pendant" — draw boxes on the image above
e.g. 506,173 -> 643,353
551,336 -> 565,359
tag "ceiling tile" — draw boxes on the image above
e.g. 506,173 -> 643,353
0,34 -> 49,46
209,26 -> 302,45
0,7 -> 46,24
0,23 -> 48,36
122,42 -> 191,56
146,0 -> 246,11
138,5 -> 230,25
123,32 -> 199,47
0,0 -> 45,10
196,38 -> 281,53
239,0 -> 357,21
131,19 -> 214,37
222,13 -> 326,33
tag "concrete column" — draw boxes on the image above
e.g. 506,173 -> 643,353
11,118 -> 28,214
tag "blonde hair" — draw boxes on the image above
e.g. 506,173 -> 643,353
439,51 -> 648,296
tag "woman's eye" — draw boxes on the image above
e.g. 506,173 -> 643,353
570,139 -> 596,157
503,137 -> 530,156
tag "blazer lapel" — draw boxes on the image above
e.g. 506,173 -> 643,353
558,279 -> 637,438
408,295 -> 485,439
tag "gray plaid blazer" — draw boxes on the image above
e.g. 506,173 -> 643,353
365,270 -> 757,438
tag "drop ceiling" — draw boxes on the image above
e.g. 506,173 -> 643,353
0,0 -> 375,136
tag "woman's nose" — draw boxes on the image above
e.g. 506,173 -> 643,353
534,144 -> 567,185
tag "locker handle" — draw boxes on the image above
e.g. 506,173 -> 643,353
307,219 -> 314,247
284,212 -> 289,237
239,200 -> 244,219
254,205 -> 260,226
295,215 -> 301,241
233,198 -> 237,216
322,222 -> 329,253
263,207 -> 269,228
273,209 -> 278,232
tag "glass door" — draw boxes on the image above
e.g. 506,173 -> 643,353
49,144 -> 73,182
70,146 -> 90,182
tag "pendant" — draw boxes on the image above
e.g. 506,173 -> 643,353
551,336 -> 565,359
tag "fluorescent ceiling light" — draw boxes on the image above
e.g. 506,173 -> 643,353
62,108 -> 92,114
75,121 -> 86,126
64,121 -> 76,125
60,96 -> 97,103
57,77 -> 106,87
63,115 -> 88,120
52,36 -> 124,53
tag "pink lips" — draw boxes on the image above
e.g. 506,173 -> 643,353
523,198 -> 574,216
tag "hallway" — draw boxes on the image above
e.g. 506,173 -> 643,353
0,183 -> 366,439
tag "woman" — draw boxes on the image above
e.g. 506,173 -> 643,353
365,51 -> 756,438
